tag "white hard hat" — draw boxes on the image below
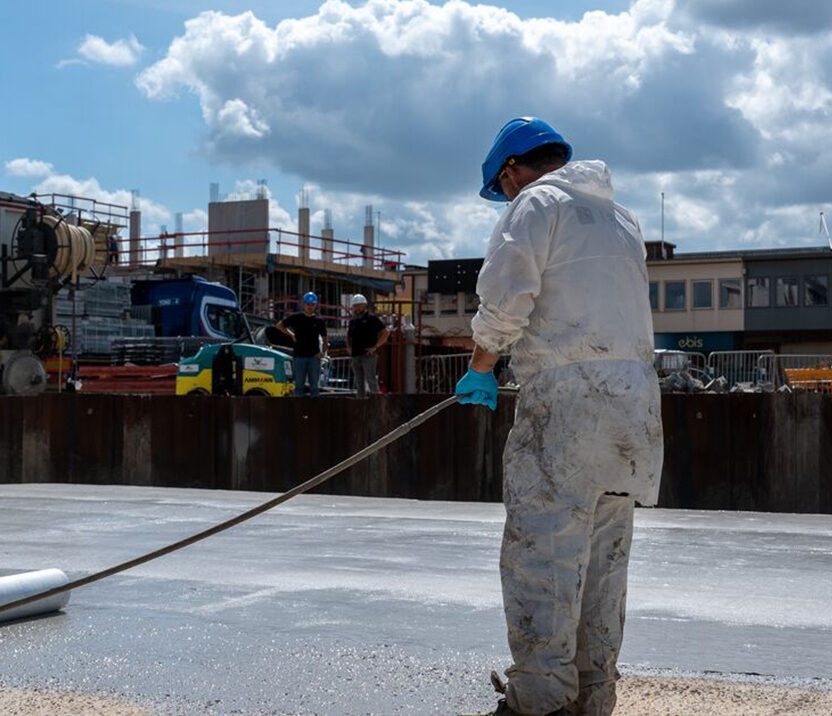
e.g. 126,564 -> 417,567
351,294 -> 368,306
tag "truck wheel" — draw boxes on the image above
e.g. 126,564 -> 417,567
245,389 -> 270,397
187,388 -> 209,396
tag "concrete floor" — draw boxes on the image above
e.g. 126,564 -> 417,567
2,484 -> 832,714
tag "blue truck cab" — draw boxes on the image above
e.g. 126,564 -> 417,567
131,276 -> 249,340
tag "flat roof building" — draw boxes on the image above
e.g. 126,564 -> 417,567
407,242 -> 832,355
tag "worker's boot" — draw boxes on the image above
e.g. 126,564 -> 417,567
459,698 -> 569,715
459,672 -> 569,716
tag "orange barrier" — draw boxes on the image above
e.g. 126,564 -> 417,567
784,367 -> 832,394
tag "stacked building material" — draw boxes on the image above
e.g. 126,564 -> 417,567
56,281 -> 155,356
111,336 -> 227,365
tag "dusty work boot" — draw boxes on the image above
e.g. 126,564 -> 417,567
459,672 -> 569,716
460,698 -> 570,715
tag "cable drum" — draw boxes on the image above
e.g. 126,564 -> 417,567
42,215 -> 95,279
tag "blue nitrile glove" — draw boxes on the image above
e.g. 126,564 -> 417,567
455,366 -> 498,411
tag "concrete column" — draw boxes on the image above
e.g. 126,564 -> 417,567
298,207 -> 310,261
129,210 -> 141,267
363,222 -> 374,269
321,227 -> 334,263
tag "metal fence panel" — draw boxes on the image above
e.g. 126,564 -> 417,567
653,350 -> 708,381
321,356 -> 355,393
418,353 -> 471,394
417,353 -> 514,393
707,350 -> 775,388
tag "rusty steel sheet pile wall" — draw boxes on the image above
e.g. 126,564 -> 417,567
0,394 -> 511,502
0,393 -> 830,513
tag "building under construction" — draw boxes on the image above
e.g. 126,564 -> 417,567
119,187 -> 404,332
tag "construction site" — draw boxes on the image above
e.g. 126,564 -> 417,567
3,0 -> 832,706
2,170 -> 832,715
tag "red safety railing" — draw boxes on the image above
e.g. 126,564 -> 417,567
113,227 -> 405,272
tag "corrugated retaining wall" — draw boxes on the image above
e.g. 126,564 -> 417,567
1,393 -> 830,513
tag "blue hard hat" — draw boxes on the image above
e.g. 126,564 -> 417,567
480,117 -> 573,202
303,291 -> 318,305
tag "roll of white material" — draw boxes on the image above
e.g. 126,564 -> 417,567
0,569 -> 70,623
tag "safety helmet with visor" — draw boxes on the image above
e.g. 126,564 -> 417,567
480,117 -> 573,202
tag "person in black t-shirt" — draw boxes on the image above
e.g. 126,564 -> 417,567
276,292 -> 328,396
347,294 -> 388,398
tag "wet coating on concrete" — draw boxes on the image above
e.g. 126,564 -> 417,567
1,484 -> 832,714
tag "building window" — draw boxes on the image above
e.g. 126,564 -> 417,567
664,281 -> 686,311
692,280 -> 713,309
746,277 -> 770,308
422,292 -> 438,315
649,282 -> 659,310
775,277 -> 799,307
805,275 -> 829,306
464,293 -> 479,314
719,278 -> 742,309
439,293 -> 458,315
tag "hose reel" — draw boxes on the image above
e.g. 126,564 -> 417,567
8,207 -> 96,286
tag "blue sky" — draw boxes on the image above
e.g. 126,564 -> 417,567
1,0 -> 830,263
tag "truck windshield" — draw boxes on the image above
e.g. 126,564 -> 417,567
205,304 -> 246,339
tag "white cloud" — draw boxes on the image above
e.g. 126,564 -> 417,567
136,1 -> 711,198
126,0 -> 831,257
59,34 -> 144,69
5,158 -> 55,177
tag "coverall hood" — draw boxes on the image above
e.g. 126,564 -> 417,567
524,160 -> 613,203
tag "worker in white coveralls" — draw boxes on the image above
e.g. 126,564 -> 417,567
455,117 -> 663,716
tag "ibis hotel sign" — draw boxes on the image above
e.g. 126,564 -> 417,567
654,332 -> 738,353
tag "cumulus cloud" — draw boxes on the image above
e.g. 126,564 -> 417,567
299,183 -> 500,265
133,0 -> 832,256
5,158 -> 55,177
58,34 -> 144,69
137,1 -> 734,198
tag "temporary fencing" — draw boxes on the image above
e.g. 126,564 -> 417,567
758,354 -> 832,393
417,353 -> 515,393
653,350 -> 708,381
321,356 -> 355,393
418,353 -> 471,394
707,350 -> 775,389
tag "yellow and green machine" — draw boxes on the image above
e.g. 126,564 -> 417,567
176,343 -> 295,397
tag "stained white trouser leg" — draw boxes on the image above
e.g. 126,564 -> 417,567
570,495 -> 634,716
498,360 -> 655,716
501,486 -> 597,715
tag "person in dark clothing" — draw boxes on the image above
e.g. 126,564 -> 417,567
347,294 -> 388,398
276,291 -> 328,396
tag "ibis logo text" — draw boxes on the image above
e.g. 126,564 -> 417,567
677,336 -> 704,349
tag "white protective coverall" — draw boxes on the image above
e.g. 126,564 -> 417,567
471,160 -> 663,716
